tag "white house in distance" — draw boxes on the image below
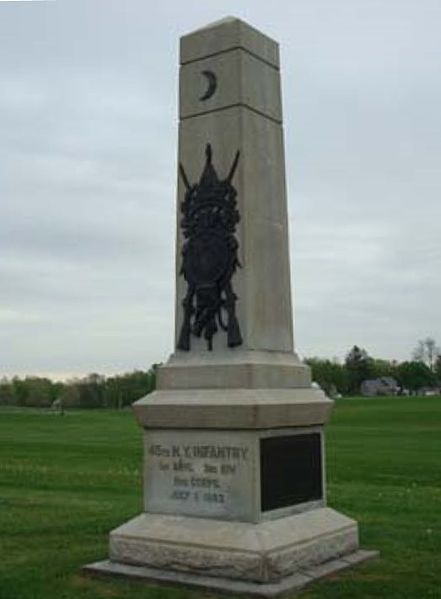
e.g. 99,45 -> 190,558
360,377 -> 400,396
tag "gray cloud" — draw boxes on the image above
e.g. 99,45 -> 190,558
1,0 -> 440,377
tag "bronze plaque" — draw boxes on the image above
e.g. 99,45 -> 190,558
260,433 -> 322,512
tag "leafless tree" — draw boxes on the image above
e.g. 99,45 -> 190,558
413,337 -> 440,371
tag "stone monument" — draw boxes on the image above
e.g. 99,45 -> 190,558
85,17 -> 377,596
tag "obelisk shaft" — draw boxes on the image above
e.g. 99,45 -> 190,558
175,17 -> 294,356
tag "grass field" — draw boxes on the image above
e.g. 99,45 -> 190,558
0,396 -> 440,599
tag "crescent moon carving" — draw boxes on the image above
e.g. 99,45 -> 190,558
199,70 -> 217,101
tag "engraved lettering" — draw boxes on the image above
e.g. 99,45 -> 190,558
149,444 -> 170,457
173,459 -> 194,472
148,435 -> 252,516
203,492 -> 225,504
173,476 -> 189,487
171,490 -> 190,501
191,477 -> 220,489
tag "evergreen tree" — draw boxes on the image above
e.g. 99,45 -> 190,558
344,346 -> 374,395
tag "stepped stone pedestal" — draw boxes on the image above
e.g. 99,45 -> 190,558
84,17 -> 377,596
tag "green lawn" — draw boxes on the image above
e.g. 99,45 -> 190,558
0,397 -> 440,598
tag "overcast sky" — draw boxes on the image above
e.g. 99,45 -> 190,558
1,0 -> 440,379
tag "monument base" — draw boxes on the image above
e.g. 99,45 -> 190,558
84,509 -> 377,597
85,552 -> 377,598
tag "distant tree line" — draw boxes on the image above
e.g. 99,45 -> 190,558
0,366 -> 158,409
1,337 -> 441,408
306,338 -> 441,396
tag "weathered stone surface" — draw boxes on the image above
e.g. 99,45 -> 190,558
108,508 -> 359,583
84,551 -> 378,598
144,429 -> 258,521
180,17 -> 280,68
180,48 -> 282,122
134,388 -> 333,430
175,16 -> 291,363
174,106 -> 294,357
157,350 -> 311,390
84,559 -> 309,598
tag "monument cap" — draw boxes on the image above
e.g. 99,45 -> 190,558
180,16 -> 280,69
